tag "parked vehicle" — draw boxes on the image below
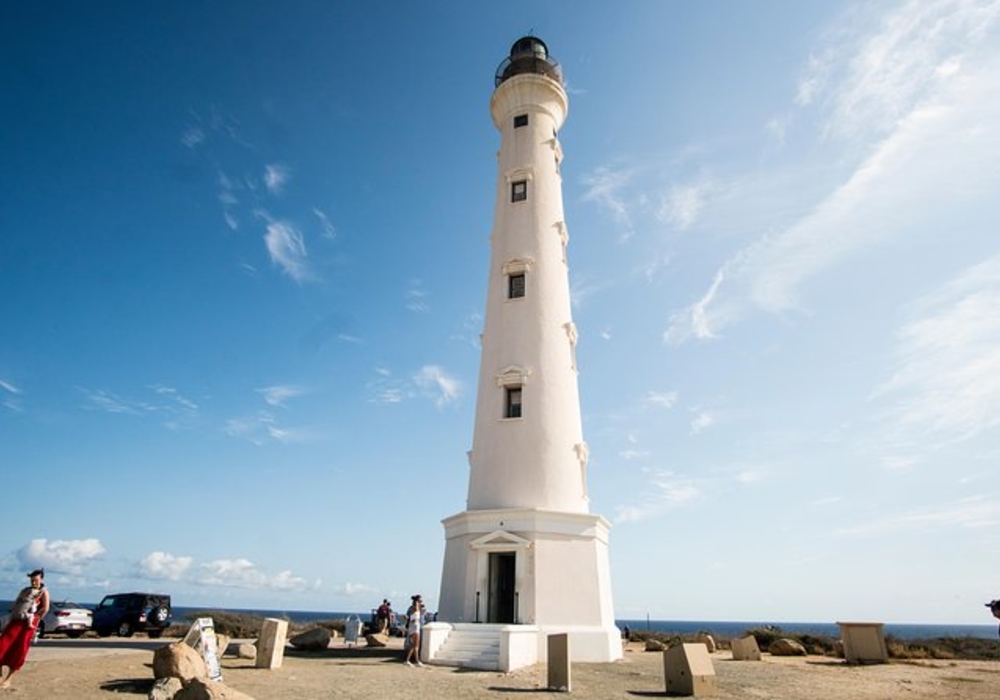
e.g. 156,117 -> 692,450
39,600 -> 92,638
92,592 -> 172,638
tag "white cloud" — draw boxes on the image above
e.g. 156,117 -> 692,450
139,552 -> 193,581
1,378 -> 23,412
665,4 -> 1000,343
180,125 -> 205,148
18,538 -> 106,575
837,495 -> 999,536
264,164 -> 290,194
870,255 -> 1000,446
257,385 -> 305,408
263,218 -> 311,283
615,470 -> 703,523
196,558 -> 307,590
658,181 -> 710,230
406,281 -> 429,313
312,207 -> 336,239
336,581 -> 379,597
690,411 -> 715,435
581,165 -> 636,241
413,365 -> 461,408
643,391 -> 678,409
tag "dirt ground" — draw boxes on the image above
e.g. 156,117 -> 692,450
6,638 -> 1000,699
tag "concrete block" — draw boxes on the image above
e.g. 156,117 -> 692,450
663,643 -> 716,696
730,635 -> 762,661
547,633 -> 571,692
837,622 -> 888,664
255,618 -> 289,669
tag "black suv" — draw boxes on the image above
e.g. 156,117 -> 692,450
92,592 -> 172,638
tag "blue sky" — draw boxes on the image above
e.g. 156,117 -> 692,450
2,1 -> 998,625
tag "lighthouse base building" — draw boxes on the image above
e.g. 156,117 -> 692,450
426,37 -> 622,670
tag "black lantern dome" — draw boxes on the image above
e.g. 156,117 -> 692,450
495,36 -> 562,87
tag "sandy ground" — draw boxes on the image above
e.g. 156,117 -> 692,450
5,637 -> 1000,698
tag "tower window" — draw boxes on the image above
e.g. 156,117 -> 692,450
508,273 -> 525,299
514,114 -> 529,128
511,180 -> 527,202
505,387 -> 523,419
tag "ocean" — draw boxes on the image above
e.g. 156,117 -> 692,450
174,607 -> 998,641
9,601 -> 996,641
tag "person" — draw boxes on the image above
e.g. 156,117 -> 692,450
987,598 -> 1000,639
376,599 -> 391,635
0,569 -> 50,690
403,594 -> 425,667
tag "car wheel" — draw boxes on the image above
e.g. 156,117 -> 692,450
65,630 -> 84,639
96,626 -> 111,637
117,621 -> 134,637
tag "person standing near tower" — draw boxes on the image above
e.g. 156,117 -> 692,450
0,569 -> 49,690
403,594 -> 425,667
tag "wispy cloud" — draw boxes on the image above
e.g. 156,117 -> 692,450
615,469 -> 703,523
257,210 -> 311,283
406,279 -> 429,313
257,384 -> 306,408
690,410 -> 716,435
0,378 -> 22,412
837,496 -> 999,536
581,165 -> 636,241
264,163 -> 290,194
870,254 -> 1000,446
224,410 -> 309,445
413,365 -> 461,408
657,179 -> 711,231
180,125 -> 205,148
18,538 -> 106,575
643,391 -> 678,409
664,1 -> 1000,343
313,207 -> 336,239
79,385 -> 198,428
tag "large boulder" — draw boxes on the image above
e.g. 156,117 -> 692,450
696,633 -> 716,653
149,677 -> 183,700
768,638 -> 807,656
174,679 -> 255,700
237,643 -> 257,660
288,627 -> 331,651
153,641 -> 208,681
645,638 -> 667,652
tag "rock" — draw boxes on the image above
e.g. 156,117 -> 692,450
768,638 -> 807,656
174,679 -> 256,700
288,627 -> 331,651
237,643 -> 257,660
696,633 -> 716,653
365,633 -> 389,648
153,641 -> 208,681
645,638 -> 667,652
215,634 -> 231,657
149,676 -> 183,700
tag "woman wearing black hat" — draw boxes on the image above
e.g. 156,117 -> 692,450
0,569 -> 49,689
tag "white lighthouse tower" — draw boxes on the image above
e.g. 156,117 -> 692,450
433,37 -> 621,666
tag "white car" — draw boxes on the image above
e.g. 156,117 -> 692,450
38,600 -> 93,638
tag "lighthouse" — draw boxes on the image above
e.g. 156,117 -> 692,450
433,37 -> 621,666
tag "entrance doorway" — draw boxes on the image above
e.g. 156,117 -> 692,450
487,552 -> 516,623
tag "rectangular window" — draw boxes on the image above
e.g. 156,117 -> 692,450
505,387 -> 523,419
511,180 -> 527,202
508,273 -> 525,299
514,114 -> 529,128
